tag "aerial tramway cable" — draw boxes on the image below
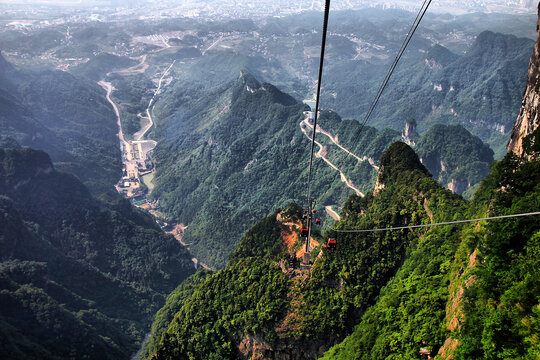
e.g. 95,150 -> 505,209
359,0 -> 432,131
330,211 -> 540,233
304,0 -> 434,250
306,0 -> 331,206
301,1 -> 539,238
327,0 -> 433,194
304,0 -> 331,255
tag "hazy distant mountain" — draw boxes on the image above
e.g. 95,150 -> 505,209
0,53 -> 122,195
322,31 -> 534,157
1,0 -> 535,15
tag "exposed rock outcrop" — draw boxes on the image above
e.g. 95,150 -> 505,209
507,3 -> 540,158
447,178 -> 468,195
401,117 -> 419,146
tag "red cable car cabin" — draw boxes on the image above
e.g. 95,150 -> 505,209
326,238 -> 337,249
315,219 -> 321,225
300,227 -> 309,237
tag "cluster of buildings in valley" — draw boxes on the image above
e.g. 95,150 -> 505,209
115,139 -> 158,210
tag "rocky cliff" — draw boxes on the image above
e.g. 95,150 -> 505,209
401,117 -> 418,146
507,3 -> 540,158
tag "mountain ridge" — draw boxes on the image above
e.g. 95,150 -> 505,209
0,54 -> 122,195
0,146 -> 196,358
322,31 -> 534,157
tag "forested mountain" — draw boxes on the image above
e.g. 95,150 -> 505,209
143,132 -> 539,359
139,270 -> 212,360
72,52 -> 138,81
145,142 -> 459,359
415,124 -> 494,196
150,73 -> 381,268
0,5 -> 537,360
0,146 -> 196,358
322,140 -> 540,360
0,52 -> 121,195
149,69 -> 497,268
139,15 -> 540,358
322,31 -> 534,157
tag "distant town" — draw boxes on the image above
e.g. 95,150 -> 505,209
0,0 -> 536,28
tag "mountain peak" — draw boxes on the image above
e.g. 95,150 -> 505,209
238,70 -> 262,92
424,44 -> 458,68
467,30 -> 532,59
234,71 -> 297,107
374,142 -> 429,194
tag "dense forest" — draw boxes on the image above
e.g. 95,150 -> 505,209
148,70 -> 498,268
0,5 -> 538,360
415,123 -> 495,196
143,131 -> 539,359
150,73 -> 374,268
323,131 -> 540,359
0,146 -> 196,358
322,31 -> 534,157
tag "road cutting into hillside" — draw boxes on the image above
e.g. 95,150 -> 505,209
300,115 -> 364,197
98,81 -> 126,146
137,60 -> 176,141
301,116 -> 379,171
325,205 -> 341,221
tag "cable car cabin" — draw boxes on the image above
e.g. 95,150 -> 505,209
326,238 -> 337,249
312,209 -> 317,213
315,219 -> 321,225
300,227 -> 309,237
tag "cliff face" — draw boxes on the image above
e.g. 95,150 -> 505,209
401,118 -> 418,146
507,4 -> 540,158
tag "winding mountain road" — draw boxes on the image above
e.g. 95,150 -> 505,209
300,115 -> 364,197
98,81 -> 126,146
99,57 -> 213,271
325,205 -> 341,221
136,60 -> 176,141
301,116 -> 379,171
118,54 -> 148,75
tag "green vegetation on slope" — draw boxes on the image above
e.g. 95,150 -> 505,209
140,270 -> 213,360
150,74 -> 383,268
72,52 -> 138,81
108,72 -> 155,139
0,53 -> 122,195
148,142 -> 470,359
454,149 -> 540,360
415,124 -> 494,195
147,136 -> 539,359
150,71 -> 500,269
323,31 -> 533,157
0,147 -> 196,358
322,140 -> 540,359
